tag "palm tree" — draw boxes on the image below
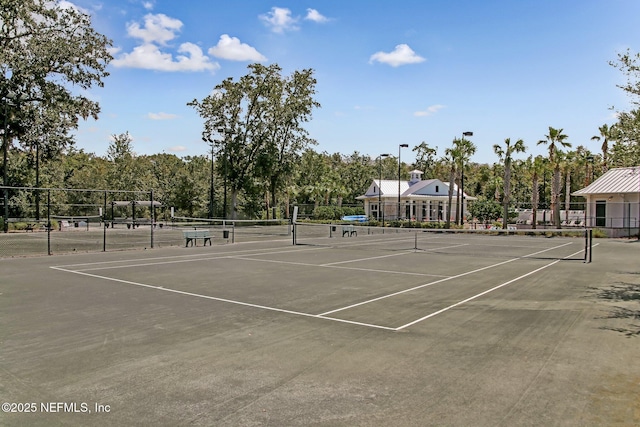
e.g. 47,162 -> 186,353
560,150 -> 575,223
493,138 -> 526,229
453,137 -> 477,225
537,127 -> 571,228
443,147 -> 459,228
529,155 -> 546,229
590,124 -> 617,173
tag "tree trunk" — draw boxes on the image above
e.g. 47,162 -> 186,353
564,170 -> 571,223
231,189 -> 239,220
552,166 -> 562,228
446,168 -> 455,228
502,166 -> 511,229
455,175 -> 461,226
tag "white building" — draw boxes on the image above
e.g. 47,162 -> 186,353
357,170 -> 475,222
572,166 -> 640,237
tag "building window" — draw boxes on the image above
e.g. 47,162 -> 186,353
435,185 -> 439,193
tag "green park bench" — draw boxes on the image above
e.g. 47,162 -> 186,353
342,224 -> 357,237
183,229 -> 212,247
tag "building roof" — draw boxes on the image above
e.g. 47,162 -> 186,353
572,166 -> 640,196
368,179 -> 411,197
358,178 -> 476,200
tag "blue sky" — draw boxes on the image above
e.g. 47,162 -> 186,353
68,0 -> 640,165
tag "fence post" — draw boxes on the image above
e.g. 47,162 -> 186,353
47,190 -> 51,255
103,191 -> 107,252
150,190 -> 154,249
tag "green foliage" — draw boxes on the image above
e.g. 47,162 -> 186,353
189,63 -> 320,219
1,0 -> 112,149
468,198 -> 502,224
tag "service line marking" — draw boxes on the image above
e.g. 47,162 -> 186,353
49,266 -> 396,331
318,241 -> 574,317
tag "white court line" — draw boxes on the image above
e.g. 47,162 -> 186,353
60,246 -> 328,272
321,251 -> 408,266
229,255 -> 450,278
52,244 -> 300,269
49,240 -> 581,332
49,266 -> 396,331
319,243 -> 468,266
318,241 -> 574,317
395,246 -> 585,330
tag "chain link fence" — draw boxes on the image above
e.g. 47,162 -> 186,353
0,186 -> 189,257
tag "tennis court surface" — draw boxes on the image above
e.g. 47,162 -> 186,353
1,230 -> 639,426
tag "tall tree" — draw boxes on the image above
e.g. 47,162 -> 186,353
609,50 -> 640,166
412,141 -> 438,176
590,124 -> 617,173
537,127 -> 571,228
1,0 -> 112,150
189,64 -> 319,219
493,138 -> 526,229
452,136 -> 476,225
443,147 -> 458,228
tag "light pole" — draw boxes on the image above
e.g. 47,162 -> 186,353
378,153 -> 390,223
2,91 -> 16,233
460,131 -> 473,226
216,127 -> 229,220
398,144 -> 408,220
204,136 -> 215,219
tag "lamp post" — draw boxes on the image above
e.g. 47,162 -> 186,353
378,153 -> 390,223
206,136 -> 215,219
2,91 -> 16,233
216,127 -> 229,220
460,131 -> 473,226
398,144 -> 408,220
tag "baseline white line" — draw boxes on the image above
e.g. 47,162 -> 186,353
318,241 -> 575,317
395,247 -> 584,330
50,266 -> 396,331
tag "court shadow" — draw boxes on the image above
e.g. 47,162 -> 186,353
590,282 -> 640,337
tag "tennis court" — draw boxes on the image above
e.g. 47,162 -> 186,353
1,228 -> 639,426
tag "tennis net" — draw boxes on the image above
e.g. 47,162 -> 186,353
169,217 -> 291,241
293,222 -> 593,262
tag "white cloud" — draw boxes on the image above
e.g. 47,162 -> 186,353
126,13 -> 182,45
369,44 -> 426,67
142,1 -> 154,11
259,7 -> 299,33
305,8 -> 329,23
208,34 -> 267,62
168,145 -> 187,152
57,1 -> 92,14
414,104 -> 445,117
112,42 -> 220,72
148,112 -> 178,120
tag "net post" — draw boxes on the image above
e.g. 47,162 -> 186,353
292,222 -> 297,245
47,190 -> 51,255
588,229 -> 593,263
584,229 -> 588,263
